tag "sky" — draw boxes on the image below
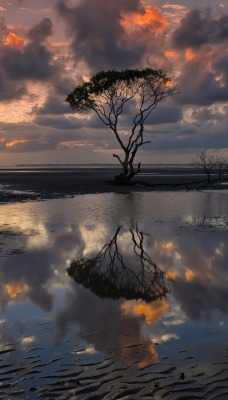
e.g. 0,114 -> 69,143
0,0 -> 228,165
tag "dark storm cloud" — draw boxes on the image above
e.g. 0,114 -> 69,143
1,43 -> 57,80
34,115 -> 84,129
0,18 -> 28,100
1,19 -> 58,82
173,8 -> 228,49
56,0 -> 160,72
176,56 -> 228,106
171,7 -> 228,106
144,104 -> 182,125
213,53 -> 228,88
27,17 -> 53,44
54,75 -> 80,96
169,7 -> 228,105
0,16 -> 64,102
144,122 -> 228,153
0,75 -> 27,101
0,18 -> 7,44
33,96 -> 71,115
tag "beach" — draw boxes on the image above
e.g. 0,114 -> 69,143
0,166 -> 228,203
0,168 -> 228,399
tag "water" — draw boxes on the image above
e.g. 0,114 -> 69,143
0,191 -> 227,399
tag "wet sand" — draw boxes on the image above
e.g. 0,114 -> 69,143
0,166 -> 227,203
0,328 -> 228,399
0,168 -> 228,398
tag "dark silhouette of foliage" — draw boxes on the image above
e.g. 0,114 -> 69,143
193,151 -> 227,185
67,226 -> 170,302
66,68 -> 176,184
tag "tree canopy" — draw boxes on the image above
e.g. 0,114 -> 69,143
66,68 -> 176,183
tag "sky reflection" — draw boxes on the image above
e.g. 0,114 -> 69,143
0,192 -> 227,377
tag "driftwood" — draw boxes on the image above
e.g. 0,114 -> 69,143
111,173 -> 228,191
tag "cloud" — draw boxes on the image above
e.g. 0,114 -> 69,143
34,115 -> 84,130
0,16 -> 60,103
33,96 -> 72,115
6,32 -> 25,48
121,5 -> 168,33
173,8 -> 228,49
56,0 -> 168,72
0,75 -> 27,101
0,2 -> 227,163
175,50 -> 228,106
170,8 -> 228,107
0,17 -> 7,44
1,42 -> 57,81
145,103 -> 182,125
27,17 -> 53,44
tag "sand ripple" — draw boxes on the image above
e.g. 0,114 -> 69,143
0,340 -> 227,400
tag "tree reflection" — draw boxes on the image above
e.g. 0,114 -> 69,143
67,226 -> 170,302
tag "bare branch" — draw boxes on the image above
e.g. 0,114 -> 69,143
66,68 -> 177,183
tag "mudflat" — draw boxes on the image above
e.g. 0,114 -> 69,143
0,166 -> 227,202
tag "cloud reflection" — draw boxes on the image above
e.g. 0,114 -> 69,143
0,193 -> 227,365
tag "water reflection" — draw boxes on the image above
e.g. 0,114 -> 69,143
0,193 -> 227,322
55,282 -> 161,367
68,226 -> 170,302
0,192 -> 227,397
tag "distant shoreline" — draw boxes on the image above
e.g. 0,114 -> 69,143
0,163 -> 196,170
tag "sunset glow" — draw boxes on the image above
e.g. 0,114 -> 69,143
185,48 -> 197,61
185,268 -> 196,281
165,50 -> 179,60
122,6 -> 168,33
0,0 -> 226,165
6,32 -> 25,48
6,140 -> 29,148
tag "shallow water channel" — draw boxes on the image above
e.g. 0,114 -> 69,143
0,191 -> 228,399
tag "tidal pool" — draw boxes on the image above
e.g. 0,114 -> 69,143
0,191 -> 227,399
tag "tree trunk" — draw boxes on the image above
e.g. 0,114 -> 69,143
114,161 -> 141,185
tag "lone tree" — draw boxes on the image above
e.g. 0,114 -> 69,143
66,68 -> 176,184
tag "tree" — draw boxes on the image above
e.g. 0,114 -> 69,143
66,68 -> 176,184
193,151 -> 227,185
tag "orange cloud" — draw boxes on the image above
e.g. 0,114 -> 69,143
185,48 -> 197,61
185,269 -> 196,281
121,6 -> 168,33
5,283 -> 26,298
6,139 -> 29,147
165,50 -> 179,61
121,299 -> 169,324
162,5 -> 187,11
6,32 -> 25,48
6,139 -> 29,148
185,47 -> 213,67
